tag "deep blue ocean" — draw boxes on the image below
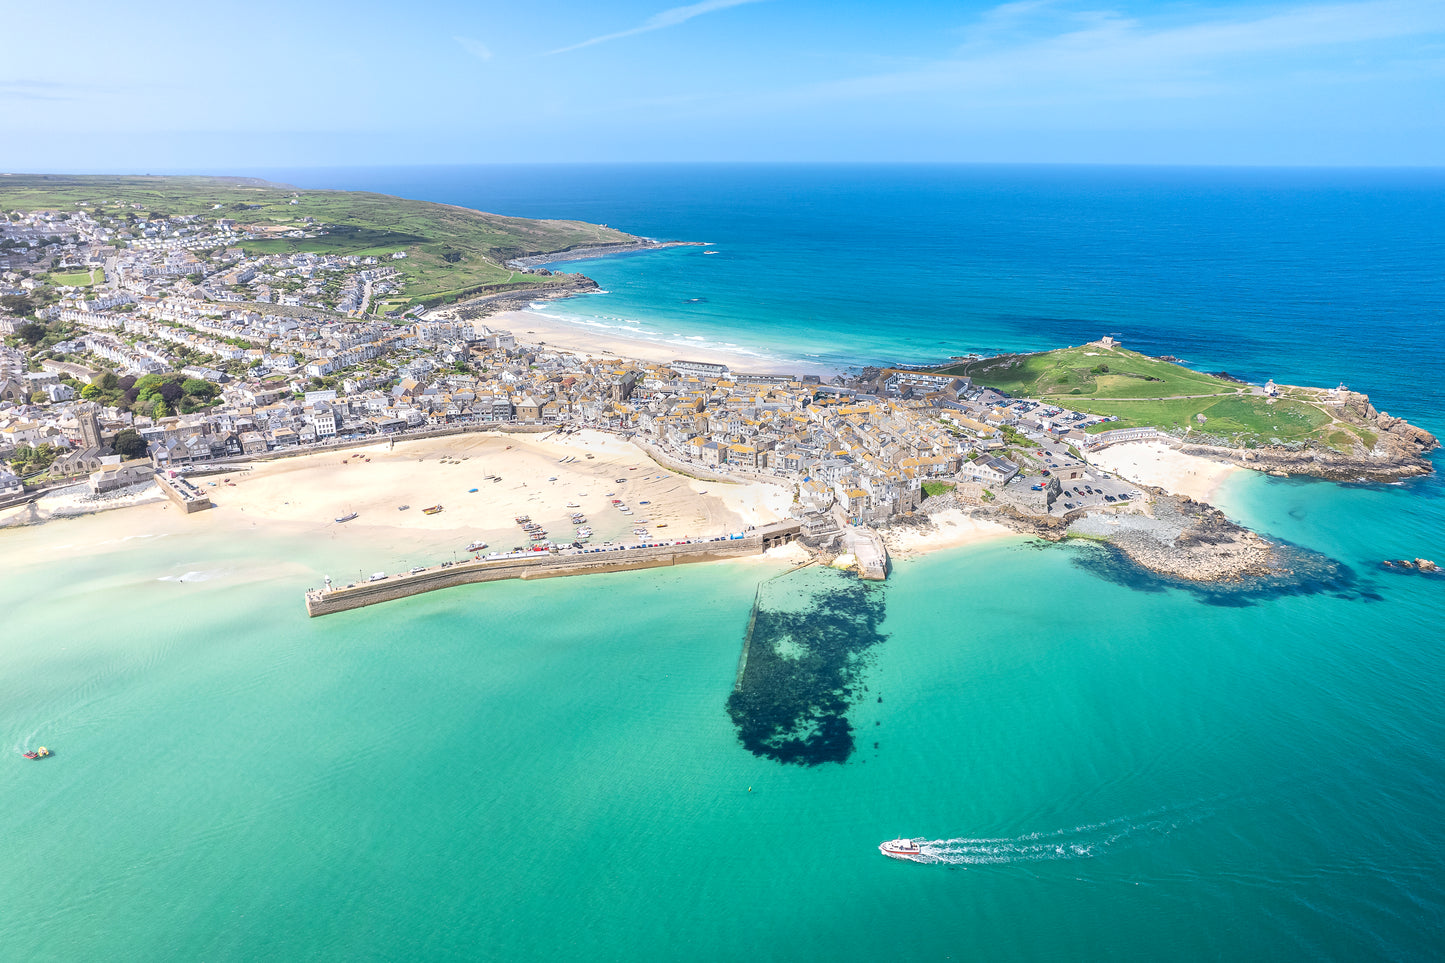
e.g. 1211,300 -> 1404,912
4,165 -> 1445,961
270,164 -> 1445,418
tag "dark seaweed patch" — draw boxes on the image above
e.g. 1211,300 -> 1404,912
727,573 -> 888,766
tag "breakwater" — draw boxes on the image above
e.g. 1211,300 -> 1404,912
304,521 -> 803,617
154,472 -> 213,513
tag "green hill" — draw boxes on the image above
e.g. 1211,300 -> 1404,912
0,174 -> 638,311
937,343 -> 1344,447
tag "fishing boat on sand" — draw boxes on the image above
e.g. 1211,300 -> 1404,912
422,505 -> 444,515
335,512 -> 358,523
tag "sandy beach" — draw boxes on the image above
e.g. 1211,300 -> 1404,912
488,309 -> 838,376
1087,441 -> 1243,502
203,429 -> 795,554
881,508 -> 1018,558
0,430 -> 807,570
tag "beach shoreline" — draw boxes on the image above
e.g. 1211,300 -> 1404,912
487,308 -> 843,377
1085,440 -> 1244,503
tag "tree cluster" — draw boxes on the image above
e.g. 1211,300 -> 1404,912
110,428 -> 149,460
80,370 -> 220,418
7,443 -> 61,476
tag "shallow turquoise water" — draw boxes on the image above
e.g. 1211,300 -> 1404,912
6,165 -> 1445,960
5,468 -> 1444,960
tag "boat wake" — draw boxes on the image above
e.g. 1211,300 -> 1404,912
898,808 -> 1207,865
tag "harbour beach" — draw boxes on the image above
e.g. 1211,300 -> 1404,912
168,428 -> 791,560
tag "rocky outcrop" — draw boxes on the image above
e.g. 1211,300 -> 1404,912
970,490 -> 1282,583
504,240 -> 704,271
448,277 -> 601,319
1382,558 -> 1440,573
1185,441 -> 1434,482
1099,495 -> 1278,582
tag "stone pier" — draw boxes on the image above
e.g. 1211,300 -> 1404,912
304,520 -> 803,617
154,472 -> 213,513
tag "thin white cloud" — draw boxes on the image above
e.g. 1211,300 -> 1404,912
454,36 -> 493,61
777,0 -> 1445,108
549,0 -> 766,55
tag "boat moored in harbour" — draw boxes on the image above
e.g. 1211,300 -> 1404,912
879,837 -> 925,860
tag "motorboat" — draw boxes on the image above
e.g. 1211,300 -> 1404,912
879,838 -> 925,860
23,747 -> 51,760
466,541 -> 487,552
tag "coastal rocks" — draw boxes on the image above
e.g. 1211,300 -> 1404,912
450,277 -> 601,319
1376,416 -> 1439,452
1070,494 -> 1278,583
1181,441 -> 1435,483
504,239 -> 705,271
1381,558 -> 1440,573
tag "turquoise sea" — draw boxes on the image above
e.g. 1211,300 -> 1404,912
5,165 -> 1445,960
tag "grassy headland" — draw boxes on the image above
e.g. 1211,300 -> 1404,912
936,343 -> 1362,449
0,174 -> 638,311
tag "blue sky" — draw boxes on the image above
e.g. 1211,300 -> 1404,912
2,0 -> 1442,169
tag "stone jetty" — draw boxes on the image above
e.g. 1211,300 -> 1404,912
305,520 -> 803,617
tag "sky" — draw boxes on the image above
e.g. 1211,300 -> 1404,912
2,0 -> 1443,169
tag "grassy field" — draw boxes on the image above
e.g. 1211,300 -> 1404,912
46,268 -> 102,287
1078,395 -> 1333,440
939,343 -> 1348,446
938,344 -> 1243,400
0,174 -> 639,310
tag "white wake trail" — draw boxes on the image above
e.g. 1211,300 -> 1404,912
904,807 -> 1209,866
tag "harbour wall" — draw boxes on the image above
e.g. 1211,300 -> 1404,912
154,472 -> 213,513
304,521 -> 803,617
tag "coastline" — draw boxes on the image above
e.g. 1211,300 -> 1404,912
489,308 -> 841,376
504,239 -> 705,271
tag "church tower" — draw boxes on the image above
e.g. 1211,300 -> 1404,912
78,404 -> 103,449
